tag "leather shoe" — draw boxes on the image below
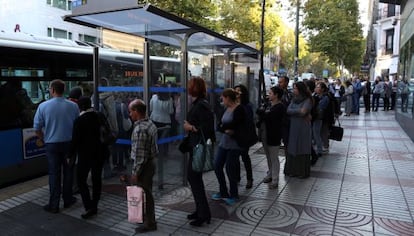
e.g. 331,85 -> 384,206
81,209 -> 97,219
43,204 -> 59,214
187,212 -> 198,220
64,197 -> 77,208
245,180 -> 253,189
189,217 -> 211,227
135,225 -> 157,233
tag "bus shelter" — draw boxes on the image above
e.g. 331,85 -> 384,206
64,1 -> 259,190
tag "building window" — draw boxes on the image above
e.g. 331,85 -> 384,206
72,0 -> 87,8
387,4 -> 396,17
386,29 -> 394,55
47,27 -> 71,39
46,0 -> 70,11
78,34 -> 97,43
54,28 -> 67,39
83,35 -> 96,43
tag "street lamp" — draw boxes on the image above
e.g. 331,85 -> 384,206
294,0 -> 300,79
259,0 -> 266,103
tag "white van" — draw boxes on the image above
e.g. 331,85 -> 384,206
301,73 -> 316,80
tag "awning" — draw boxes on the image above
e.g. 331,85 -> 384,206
63,2 -> 259,56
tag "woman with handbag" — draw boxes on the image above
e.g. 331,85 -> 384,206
182,77 -> 215,227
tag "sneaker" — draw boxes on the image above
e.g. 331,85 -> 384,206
224,197 -> 237,206
212,193 -> 223,201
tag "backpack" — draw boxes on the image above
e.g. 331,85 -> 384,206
97,111 -> 117,145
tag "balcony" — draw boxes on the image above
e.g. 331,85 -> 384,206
379,0 -> 401,5
376,7 -> 400,21
379,44 -> 394,56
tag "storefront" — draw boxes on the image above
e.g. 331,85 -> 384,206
396,0 -> 414,141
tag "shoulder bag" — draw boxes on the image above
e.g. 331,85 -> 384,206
192,129 -> 214,172
329,117 -> 344,141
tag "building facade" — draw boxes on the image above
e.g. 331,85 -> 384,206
0,0 -> 99,42
372,1 -> 401,82
395,0 -> 414,142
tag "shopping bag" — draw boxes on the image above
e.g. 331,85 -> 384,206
329,118 -> 343,141
126,186 -> 145,223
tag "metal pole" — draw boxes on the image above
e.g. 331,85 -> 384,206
259,0 -> 266,103
294,0 -> 300,79
93,47 -> 99,109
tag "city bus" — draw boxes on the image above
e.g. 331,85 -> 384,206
0,31 -> 182,187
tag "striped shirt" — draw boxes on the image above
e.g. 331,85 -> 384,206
130,118 -> 158,174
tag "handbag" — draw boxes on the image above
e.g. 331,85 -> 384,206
126,185 -> 145,223
329,118 -> 344,141
192,129 -> 214,172
178,136 -> 191,153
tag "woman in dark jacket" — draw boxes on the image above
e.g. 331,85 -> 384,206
234,84 -> 256,189
212,88 -> 246,206
182,77 -> 215,227
257,86 -> 286,188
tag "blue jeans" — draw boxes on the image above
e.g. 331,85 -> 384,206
45,142 -> 74,209
352,93 -> 360,113
312,120 -> 323,154
214,146 -> 241,199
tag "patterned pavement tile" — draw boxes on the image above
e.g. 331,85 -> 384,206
374,217 -> 414,236
293,220 -> 334,236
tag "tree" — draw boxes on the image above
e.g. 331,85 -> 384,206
219,0 -> 283,54
278,25 -> 309,76
139,0 -> 220,31
302,0 -> 364,76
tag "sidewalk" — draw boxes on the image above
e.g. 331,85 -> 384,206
1,110 -> 414,235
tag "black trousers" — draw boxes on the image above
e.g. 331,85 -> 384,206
136,159 -> 156,227
240,148 -> 253,181
187,155 -> 211,219
77,157 -> 104,211
363,95 -> 370,112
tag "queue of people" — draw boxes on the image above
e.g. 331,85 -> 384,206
33,74 -> 410,233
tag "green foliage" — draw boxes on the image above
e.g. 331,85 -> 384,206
219,0 -> 282,54
147,0 -> 220,31
302,0 -> 364,75
278,26 -> 310,75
